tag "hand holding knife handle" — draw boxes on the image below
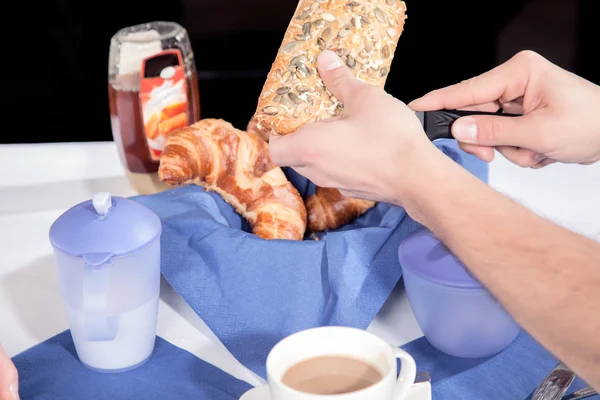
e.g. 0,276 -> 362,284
416,109 -> 521,142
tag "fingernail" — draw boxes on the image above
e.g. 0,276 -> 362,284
317,50 -> 343,71
453,117 -> 477,142
10,384 -> 19,400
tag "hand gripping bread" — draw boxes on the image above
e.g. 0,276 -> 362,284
158,118 -> 307,241
254,0 -> 407,135
254,0 -> 407,232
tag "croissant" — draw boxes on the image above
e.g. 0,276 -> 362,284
158,118 -> 307,241
306,187 -> 375,232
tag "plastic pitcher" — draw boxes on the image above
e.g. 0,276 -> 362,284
49,192 -> 162,372
398,228 -> 520,358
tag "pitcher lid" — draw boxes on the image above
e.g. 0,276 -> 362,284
49,192 -> 161,261
398,228 -> 481,289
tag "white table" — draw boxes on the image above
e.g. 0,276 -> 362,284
1,142 -> 599,388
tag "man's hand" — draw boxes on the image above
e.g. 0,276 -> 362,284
410,50 -> 600,168
269,50 -> 439,204
0,344 -> 18,400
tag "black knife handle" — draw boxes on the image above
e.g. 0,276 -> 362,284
424,109 -> 520,142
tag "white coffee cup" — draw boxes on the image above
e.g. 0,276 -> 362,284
243,326 -> 417,400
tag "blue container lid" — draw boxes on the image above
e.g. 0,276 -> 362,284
398,228 -> 480,289
49,192 -> 161,266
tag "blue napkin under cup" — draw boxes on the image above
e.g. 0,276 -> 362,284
13,330 -> 252,400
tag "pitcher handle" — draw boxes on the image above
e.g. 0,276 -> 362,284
393,347 -> 417,400
83,253 -> 118,341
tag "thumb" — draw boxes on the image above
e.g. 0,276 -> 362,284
316,50 -> 364,107
452,114 -> 540,149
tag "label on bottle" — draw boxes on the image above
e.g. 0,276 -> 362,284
140,49 -> 189,161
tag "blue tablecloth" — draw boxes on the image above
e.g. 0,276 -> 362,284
403,330 -> 597,400
13,330 -> 252,400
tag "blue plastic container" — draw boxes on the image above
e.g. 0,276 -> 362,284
398,228 -> 520,358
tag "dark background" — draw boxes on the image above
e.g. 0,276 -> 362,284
2,0 -> 598,144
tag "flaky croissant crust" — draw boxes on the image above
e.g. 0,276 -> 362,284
158,118 -> 307,241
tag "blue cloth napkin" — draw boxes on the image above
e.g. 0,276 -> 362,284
132,139 -> 488,379
12,330 -> 252,400
402,331 -> 598,400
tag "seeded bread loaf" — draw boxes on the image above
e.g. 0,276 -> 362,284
254,0 -> 407,135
